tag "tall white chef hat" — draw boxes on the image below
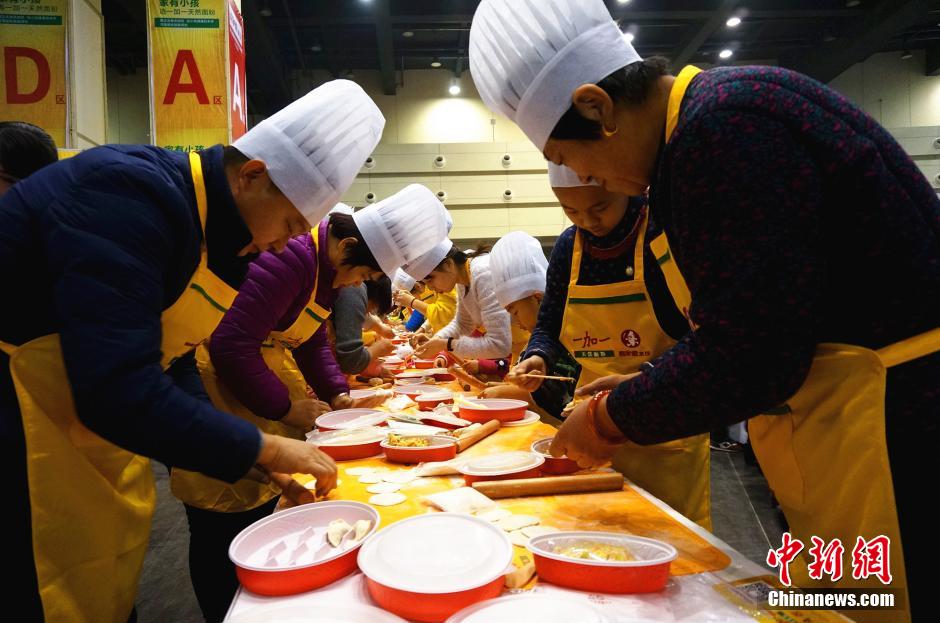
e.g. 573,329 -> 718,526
329,202 -> 355,215
234,80 -> 384,224
401,209 -> 455,280
392,268 -> 416,292
469,0 -> 641,149
489,231 -> 548,308
353,184 -> 449,277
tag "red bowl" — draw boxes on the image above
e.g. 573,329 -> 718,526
414,358 -> 435,369
307,429 -> 385,461
366,576 -> 503,623
229,501 -> 379,596
381,435 -> 457,464
458,399 -> 528,423
432,371 -> 455,382
457,451 -> 545,485
391,338 -> 407,345
526,532 -> 677,594
416,391 -> 454,411
530,438 -> 580,475
358,513 -> 512,623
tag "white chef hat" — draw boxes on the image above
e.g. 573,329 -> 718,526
469,0 -> 641,150
353,184 -> 449,277
489,231 -> 548,308
234,80 -> 384,224
329,202 -> 355,215
392,268 -> 416,292
401,209 -> 454,280
547,163 -> 598,189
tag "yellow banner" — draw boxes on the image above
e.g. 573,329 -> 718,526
148,0 -> 227,152
0,0 -> 69,147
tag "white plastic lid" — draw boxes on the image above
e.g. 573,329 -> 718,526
358,513 -> 512,594
461,398 -> 528,411
446,594 -> 613,623
458,451 -> 544,476
306,426 -> 386,447
315,409 -> 388,430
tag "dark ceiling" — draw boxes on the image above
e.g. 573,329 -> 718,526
104,0 -> 940,116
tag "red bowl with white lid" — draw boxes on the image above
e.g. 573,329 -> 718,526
358,513 -> 513,623
229,500 -> 379,596
457,451 -> 544,485
457,398 -> 528,423
306,426 -> 386,461
445,594 -> 613,623
526,531 -> 677,594
416,389 -> 454,411
381,434 -> 457,464
315,408 -> 388,432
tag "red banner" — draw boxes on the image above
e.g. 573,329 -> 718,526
227,0 -> 246,140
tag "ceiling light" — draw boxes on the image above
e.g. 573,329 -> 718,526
430,58 -> 442,68
726,16 -> 741,28
310,44 -> 322,52
402,31 -> 414,38
901,50 -> 913,60
448,82 -> 461,96
617,0 -> 631,4
623,32 -> 635,43
719,49 -> 733,59
846,0 -> 860,7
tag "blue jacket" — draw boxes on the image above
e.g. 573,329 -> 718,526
0,144 -> 260,483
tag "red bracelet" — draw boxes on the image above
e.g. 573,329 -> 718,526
586,390 -> 622,444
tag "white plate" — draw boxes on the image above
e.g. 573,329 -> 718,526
229,501 -> 379,571
445,594 -> 613,623
458,451 -> 544,477
357,513 -> 512,594
229,601 -> 408,623
501,411 -> 540,427
315,409 -> 388,430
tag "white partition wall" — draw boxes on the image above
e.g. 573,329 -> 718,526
68,0 -> 107,148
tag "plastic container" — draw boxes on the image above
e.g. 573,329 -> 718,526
530,438 -> 579,475
457,451 -> 544,485
358,513 -> 512,623
526,532 -> 677,594
381,435 -> 457,464
416,390 -> 454,411
458,398 -> 528,423
315,409 -> 387,432
229,501 -> 379,596
306,427 -> 386,461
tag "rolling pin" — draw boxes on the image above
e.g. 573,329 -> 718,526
471,472 -> 624,499
448,364 -> 486,390
455,419 -> 501,452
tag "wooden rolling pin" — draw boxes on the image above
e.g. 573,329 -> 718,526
471,472 -> 624,499
455,419 -> 501,452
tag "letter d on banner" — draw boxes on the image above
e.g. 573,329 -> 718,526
0,1 -> 69,146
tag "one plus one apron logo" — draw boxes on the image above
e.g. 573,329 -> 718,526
572,330 -> 614,359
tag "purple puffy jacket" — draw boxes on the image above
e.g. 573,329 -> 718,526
208,220 -> 348,420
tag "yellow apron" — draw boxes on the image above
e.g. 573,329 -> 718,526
668,65 -> 927,621
0,152 -> 237,622
171,223 -> 334,512
559,208 -> 711,530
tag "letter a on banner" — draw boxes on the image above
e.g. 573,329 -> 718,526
148,0 -> 228,152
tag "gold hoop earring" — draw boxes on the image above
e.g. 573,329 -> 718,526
602,125 -> 619,138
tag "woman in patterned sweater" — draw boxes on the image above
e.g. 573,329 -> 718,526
470,0 -> 939,619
